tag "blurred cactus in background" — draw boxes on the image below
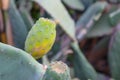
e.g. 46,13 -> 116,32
0,0 -> 120,80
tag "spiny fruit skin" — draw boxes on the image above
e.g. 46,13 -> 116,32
25,18 -> 56,59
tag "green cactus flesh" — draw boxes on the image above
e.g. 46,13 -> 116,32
0,42 -> 45,80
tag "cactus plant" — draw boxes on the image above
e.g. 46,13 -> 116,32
0,42 -> 71,80
0,17 -> 72,80
1,0 -> 120,80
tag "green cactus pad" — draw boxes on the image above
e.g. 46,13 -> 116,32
0,42 -> 45,80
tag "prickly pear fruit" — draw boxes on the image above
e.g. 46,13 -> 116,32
25,18 -> 56,59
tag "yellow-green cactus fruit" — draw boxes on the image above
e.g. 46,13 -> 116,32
25,18 -> 56,59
